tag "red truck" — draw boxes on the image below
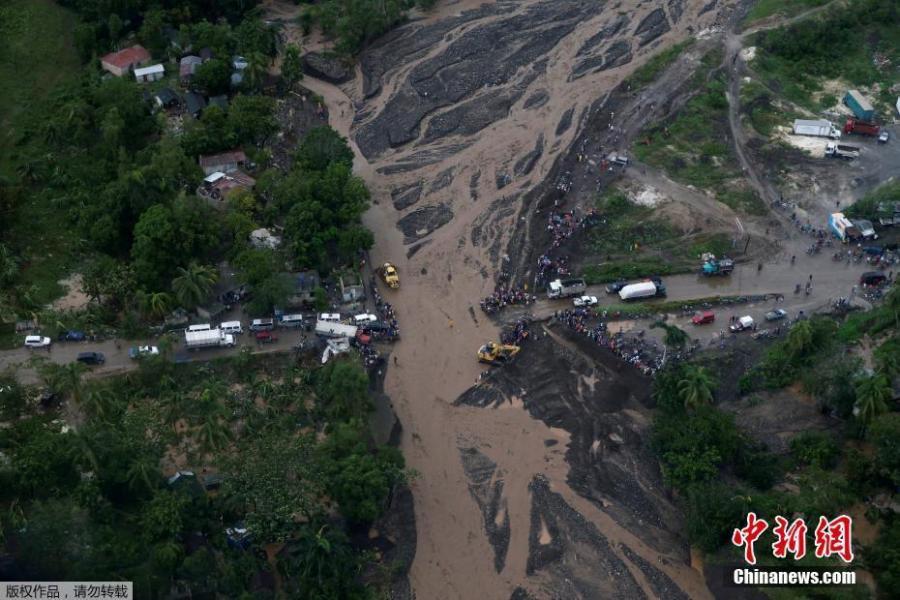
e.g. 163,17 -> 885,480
844,118 -> 880,137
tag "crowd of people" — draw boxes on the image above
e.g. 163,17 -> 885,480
480,288 -> 537,314
553,309 -> 668,376
370,276 -> 400,341
534,209 -> 602,288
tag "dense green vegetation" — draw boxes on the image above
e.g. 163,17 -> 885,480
752,0 -> 900,111
0,0 -> 374,340
743,0 -> 829,25
651,282 -> 900,594
0,352 -> 405,597
581,190 -> 733,283
634,51 -> 765,215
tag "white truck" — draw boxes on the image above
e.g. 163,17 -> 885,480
618,280 -> 666,301
315,320 -> 358,339
185,328 -> 235,350
793,119 -> 841,139
825,142 -> 860,160
547,278 -> 587,299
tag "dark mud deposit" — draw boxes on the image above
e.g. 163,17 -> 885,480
459,447 -> 511,572
458,328 -> 685,553
355,2 -> 613,158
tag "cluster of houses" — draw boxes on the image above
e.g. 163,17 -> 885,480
100,44 -> 249,119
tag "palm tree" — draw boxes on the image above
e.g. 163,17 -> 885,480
677,365 -> 716,410
198,415 -> 232,452
244,51 -> 270,91
854,374 -> 892,430
82,388 -> 117,421
127,454 -> 160,494
139,291 -> 173,320
787,319 -> 814,358
40,362 -> 87,405
171,263 -> 218,310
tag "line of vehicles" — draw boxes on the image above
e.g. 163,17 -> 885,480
181,311 -> 391,351
547,276 -> 667,302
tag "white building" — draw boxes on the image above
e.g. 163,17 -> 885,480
134,64 -> 165,83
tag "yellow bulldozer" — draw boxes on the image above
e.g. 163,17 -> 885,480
477,342 -> 520,365
378,262 -> 400,289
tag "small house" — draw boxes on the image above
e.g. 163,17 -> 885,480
197,170 -> 256,205
287,271 -> 321,307
153,88 -> 179,109
232,56 -> 249,71
199,150 -> 247,175
100,45 -> 151,77
179,55 -> 203,83
184,91 -> 207,118
134,64 -> 164,83
340,273 -> 365,303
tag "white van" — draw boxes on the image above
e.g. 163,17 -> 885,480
279,314 -> 304,328
249,318 -> 275,331
187,323 -> 211,333
353,313 -> 378,325
220,321 -> 243,335
319,313 -> 341,323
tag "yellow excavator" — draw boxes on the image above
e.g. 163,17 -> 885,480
477,342 -> 520,365
378,262 -> 400,289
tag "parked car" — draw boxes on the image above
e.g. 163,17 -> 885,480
765,309 -> 787,322
76,352 -> 105,365
128,345 -> 160,359
691,311 -> 715,325
24,335 -> 52,349
605,279 -> 628,294
573,295 -> 598,307
255,331 -> 278,344
57,330 -> 86,342
878,130 -> 890,144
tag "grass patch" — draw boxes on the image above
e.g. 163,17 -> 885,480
717,186 -> 767,215
0,0 -> 82,308
627,40 -> 694,89
0,0 -> 79,176
686,234 -> 734,258
598,295 -> 757,317
581,191 -> 736,283
743,0 -> 830,26
583,259 -> 675,284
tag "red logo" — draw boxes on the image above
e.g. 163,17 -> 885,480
732,512 -> 768,565
814,515 -> 854,563
733,514 -> 853,564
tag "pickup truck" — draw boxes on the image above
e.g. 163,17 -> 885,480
729,316 -> 754,332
